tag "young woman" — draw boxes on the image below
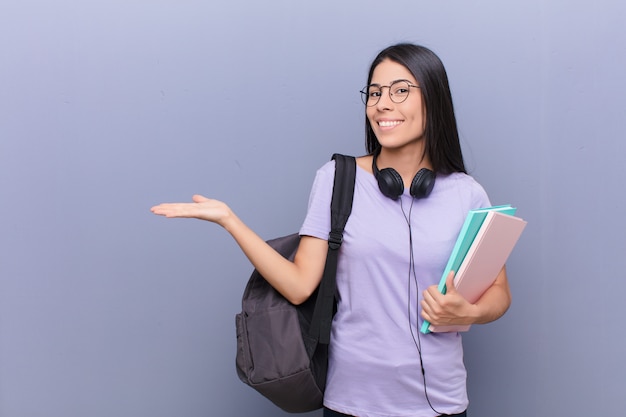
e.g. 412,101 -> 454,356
151,43 -> 511,417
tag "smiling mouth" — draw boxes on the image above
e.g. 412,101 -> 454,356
378,120 -> 403,127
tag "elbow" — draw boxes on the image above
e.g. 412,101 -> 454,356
503,291 -> 512,315
501,283 -> 513,315
492,289 -> 512,323
474,287 -> 512,324
287,287 -> 317,306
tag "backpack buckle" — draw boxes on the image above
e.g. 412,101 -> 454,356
328,231 -> 343,250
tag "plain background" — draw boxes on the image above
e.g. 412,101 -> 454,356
1,1 -> 625,416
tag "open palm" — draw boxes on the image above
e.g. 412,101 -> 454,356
150,194 -> 231,224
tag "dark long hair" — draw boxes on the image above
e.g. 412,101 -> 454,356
365,43 -> 466,175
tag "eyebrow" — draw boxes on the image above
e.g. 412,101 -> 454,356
368,78 -> 412,86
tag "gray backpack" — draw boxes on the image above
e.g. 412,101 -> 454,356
235,154 -> 356,412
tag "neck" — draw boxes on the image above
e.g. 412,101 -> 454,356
376,145 -> 432,182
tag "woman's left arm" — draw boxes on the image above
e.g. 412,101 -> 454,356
421,266 -> 512,326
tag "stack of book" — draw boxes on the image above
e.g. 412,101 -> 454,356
420,205 -> 527,334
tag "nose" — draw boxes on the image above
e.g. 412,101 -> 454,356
375,86 -> 394,110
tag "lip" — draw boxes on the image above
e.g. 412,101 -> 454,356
376,119 -> 404,130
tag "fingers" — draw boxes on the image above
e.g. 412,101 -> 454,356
420,296 -> 434,322
150,195 -> 231,223
192,194 -> 210,203
421,271 -> 465,324
421,285 -> 440,321
150,196 -> 202,218
445,270 -> 456,294
150,202 -> 189,218
150,204 -> 167,216
150,195 -> 205,217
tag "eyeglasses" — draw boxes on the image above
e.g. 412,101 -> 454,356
360,80 -> 420,106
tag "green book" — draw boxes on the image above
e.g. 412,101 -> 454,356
420,204 -> 517,334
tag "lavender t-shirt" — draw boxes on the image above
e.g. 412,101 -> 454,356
300,161 -> 491,417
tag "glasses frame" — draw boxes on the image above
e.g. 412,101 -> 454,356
360,79 -> 420,106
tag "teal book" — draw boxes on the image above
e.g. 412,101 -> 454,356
420,204 -> 517,334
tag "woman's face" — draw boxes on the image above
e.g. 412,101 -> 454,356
366,59 -> 426,151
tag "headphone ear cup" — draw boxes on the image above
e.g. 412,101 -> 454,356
377,167 -> 405,200
410,168 -> 436,199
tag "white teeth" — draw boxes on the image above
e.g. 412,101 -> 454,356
378,120 -> 402,127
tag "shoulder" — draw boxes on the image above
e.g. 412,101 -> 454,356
439,171 -> 485,189
316,154 -> 366,182
309,160 -> 336,191
307,159 -> 337,200
434,172 -> 490,208
317,159 -> 336,175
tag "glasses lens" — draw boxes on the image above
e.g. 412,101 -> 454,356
361,85 -> 382,106
390,81 -> 410,103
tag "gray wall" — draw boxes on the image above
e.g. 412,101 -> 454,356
1,1 -> 625,416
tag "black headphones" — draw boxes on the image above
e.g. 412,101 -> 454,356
372,152 -> 436,200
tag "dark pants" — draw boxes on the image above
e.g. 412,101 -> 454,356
323,407 -> 467,417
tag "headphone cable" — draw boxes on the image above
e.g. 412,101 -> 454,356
400,197 -> 443,416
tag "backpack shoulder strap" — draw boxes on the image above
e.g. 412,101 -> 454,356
308,153 -> 356,344
328,154 -> 357,248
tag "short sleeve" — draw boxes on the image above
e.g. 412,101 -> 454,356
299,160 -> 335,240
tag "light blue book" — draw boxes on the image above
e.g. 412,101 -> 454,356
420,204 -> 517,334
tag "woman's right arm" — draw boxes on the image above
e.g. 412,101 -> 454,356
151,194 -> 328,304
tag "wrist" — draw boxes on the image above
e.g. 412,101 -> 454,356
467,303 -> 485,325
220,209 -> 240,232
